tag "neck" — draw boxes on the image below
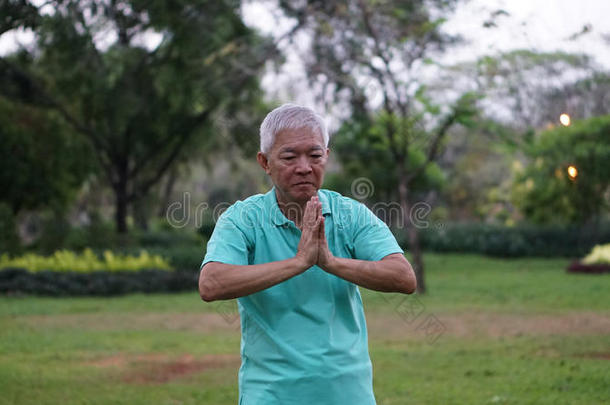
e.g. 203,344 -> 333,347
274,189 -> 308,227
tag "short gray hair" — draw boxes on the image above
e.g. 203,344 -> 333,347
259,103 -> 329,154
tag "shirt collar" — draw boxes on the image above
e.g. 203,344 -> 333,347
266,187 -> 331,227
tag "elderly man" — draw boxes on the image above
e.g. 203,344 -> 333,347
199,104 -> 416,405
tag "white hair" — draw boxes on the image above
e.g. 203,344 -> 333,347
259,103 -> 329,154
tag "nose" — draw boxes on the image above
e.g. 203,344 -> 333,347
294,156 -> 312,174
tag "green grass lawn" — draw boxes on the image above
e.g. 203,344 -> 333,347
1,253 -> 609,404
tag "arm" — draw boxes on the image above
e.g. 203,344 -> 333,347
199,258 -> 308,302
317,213 -> 417,294
199,197 -> 322,302
321,251 -> 416,294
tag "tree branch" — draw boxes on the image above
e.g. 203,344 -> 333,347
358,0 -> 407,115
0,56 -> 116,183
129,109 -> 212,201
405,112 -> 457,184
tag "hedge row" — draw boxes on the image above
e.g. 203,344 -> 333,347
0,249 -> 172,273
0,268 -> 198,296
104,246 -> 204,273
394,222 -> 610,258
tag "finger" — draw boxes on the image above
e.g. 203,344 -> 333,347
307,198 -> 321,227
314,215 -> 321,241
319,216 -> 325,240
303,199 -> 314,227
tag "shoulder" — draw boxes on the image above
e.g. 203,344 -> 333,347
319,188 -> 368,214
216,193 -> 267,227
319,188 -> 362,208
319,189 -> 374,232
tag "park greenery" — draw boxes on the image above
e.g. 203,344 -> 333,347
0,0 -> 275,234
1,253 -> 608,404
0,248 -> 171,272
1,3 -> 609,403
0,0 -> 609,291
511,115 -> 610,225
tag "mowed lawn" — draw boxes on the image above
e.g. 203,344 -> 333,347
1,253 -> 609,405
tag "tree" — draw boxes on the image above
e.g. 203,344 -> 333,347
446,51 -> 610,224
278,0 -> 478,292
511,115 -> 610,225
0,97 -> 93,215
0,97 -> 94,253
326,112 -> 446,210
0,0 -> 276,233
467,50 -> 604,130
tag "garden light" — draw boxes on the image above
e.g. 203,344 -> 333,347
560,113 -> 571,126
567,165 -> 578,180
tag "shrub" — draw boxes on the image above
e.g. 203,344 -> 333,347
132,229 -> 203,248
0,267 -> 197,296
567,243 -> 610,274
0,203 -> 20,255
0,248 -> 202,296
109,246 -> 204,273
394,222 -> 610,258
0,249 -> 172,272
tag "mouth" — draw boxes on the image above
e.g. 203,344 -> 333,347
294,182 -> 314,186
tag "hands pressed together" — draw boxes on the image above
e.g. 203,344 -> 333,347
295,196 -> 334,271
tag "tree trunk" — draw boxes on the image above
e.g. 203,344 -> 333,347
115,186 -> 128,234
114,159 -> 129,234
158,167 -> 178,218
133,196 -> 149,231
397,176 -> 427,294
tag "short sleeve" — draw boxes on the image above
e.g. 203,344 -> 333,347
350,202 -> 404,261
201,208 -> 251,268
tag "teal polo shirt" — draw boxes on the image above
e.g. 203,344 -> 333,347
202,187 -> 404,405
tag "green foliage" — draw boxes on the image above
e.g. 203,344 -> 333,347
511,115 -> 610,224
139,246 -> 204,273
0,203 -> 20,255
436,120 -> 517,222
0,97 -> 93,214
394,222 -> 610,258
34,212 -> 73,254
61,214 -> 118,251
0,249 -> 171,273
327,113 -> 446,201
108,245 -> 205,273
1,0 -> 274,232
1,254 -> 609,403
0,268 -> 195,296
25,217 -> 205,272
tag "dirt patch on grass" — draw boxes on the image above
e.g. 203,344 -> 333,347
22,312 -> 240,332
89,353 -> 241,384
366,311 -> 610,339
577,352 -> 610,360
21,309 -> 610,340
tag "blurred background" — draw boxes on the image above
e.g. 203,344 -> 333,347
0,1 -> 609,404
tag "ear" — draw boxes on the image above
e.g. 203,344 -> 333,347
257,152 -> 271,175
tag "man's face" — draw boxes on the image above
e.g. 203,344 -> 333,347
257,127 -> 329,206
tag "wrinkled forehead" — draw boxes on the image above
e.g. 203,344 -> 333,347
271,127 -> 326,153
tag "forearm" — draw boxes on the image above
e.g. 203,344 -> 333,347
199,257 -> 308,301
323,254 -> 416,294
